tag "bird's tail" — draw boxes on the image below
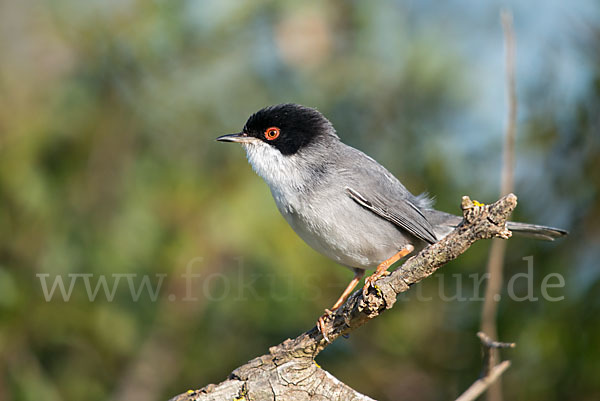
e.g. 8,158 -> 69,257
424,210 -> 568,242
506,221 -> 568,241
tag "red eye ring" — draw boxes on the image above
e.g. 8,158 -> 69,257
264,127 -> 280,141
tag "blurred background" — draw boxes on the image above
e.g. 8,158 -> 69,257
1,0 -> 599,400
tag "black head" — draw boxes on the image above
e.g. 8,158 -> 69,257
217,104 -> 337,155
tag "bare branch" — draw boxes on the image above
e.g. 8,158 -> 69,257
481,10 -> 517,401
500,9 -> 517,197
478,331 -> 515,377
455,332 -> 515,401
455,361 -> 512,401
170,194 -> 518,401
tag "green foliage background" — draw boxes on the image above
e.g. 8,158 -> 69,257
1,1 -> 598,400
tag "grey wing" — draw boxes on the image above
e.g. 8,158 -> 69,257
345,186 -> 438,244
335,143 -> 439,244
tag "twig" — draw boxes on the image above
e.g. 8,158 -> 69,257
455,361 -> 512,401
500,10 -> 517,196
477,332 -> 515,377
170,194 -> 518,401
480,10 -> 517,401
455,332 -> 515,401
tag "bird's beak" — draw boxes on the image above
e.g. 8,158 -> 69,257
216,132 -> 254,143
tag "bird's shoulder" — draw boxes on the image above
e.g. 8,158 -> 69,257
330,143 -> 438,243
332,144 -> 417,200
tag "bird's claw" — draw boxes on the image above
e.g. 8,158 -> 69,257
362,271 -> 390,297
317,314 -> 331,343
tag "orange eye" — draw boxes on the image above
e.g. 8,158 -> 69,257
264,127 -> 280,141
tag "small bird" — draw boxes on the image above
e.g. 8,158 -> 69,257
217,103 -> 567,339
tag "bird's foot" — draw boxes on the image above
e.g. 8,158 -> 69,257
317,309 -> 334,342
362,270 -> 391,297
362,245 -> 414,297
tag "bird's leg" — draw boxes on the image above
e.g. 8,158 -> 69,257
317,268 -> 364,342
362,244 -> 414,297
329,269 -> 365,311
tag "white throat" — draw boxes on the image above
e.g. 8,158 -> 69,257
242,141 -> 312,193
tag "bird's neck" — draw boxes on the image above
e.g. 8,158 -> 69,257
243,140 -> 336,196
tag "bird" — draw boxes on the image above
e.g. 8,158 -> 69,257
217,103 -> 567,340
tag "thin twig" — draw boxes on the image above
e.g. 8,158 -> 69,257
480,10 -> 517,401
500,10 -> 517,196
478,331 -> 515,377
455,332 -> 515,401
455,361 -> 512,401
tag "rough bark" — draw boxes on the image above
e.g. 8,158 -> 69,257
169,194 -> 517,401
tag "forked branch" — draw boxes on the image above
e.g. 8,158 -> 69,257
455,332 -> 516,401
